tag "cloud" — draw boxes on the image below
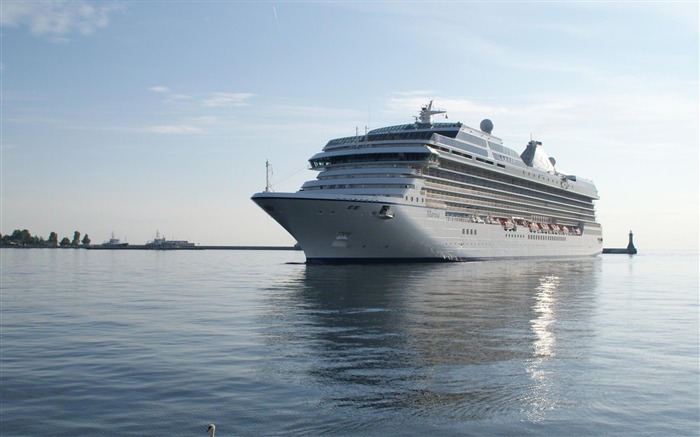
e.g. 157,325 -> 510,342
1,0 -> 122,41
148,86 -> 170,94
201,92 -> 255,107
149,125 -> 203,135
385,93 -> 506,121
148,85 -> 193,102
0,143 -> 18,151
148,87 -> 253,107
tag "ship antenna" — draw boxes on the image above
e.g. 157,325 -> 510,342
417,100 -> 447,125
265,159 -> 274,192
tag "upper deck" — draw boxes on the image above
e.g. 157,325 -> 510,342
312,102 -> 599,200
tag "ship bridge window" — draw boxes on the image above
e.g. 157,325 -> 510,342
305,183 -> 415,191
326,136 -> 360,148
309,152 -> 431,168
326,129 -> 455,147
367,123 -> 462,136
357,131 -> 437,143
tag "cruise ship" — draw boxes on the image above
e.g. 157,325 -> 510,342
252,101 -> 603,263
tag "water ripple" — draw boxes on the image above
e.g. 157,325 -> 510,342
1,250 -> 698,436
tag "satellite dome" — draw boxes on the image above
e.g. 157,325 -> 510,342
480,119 -> 494,134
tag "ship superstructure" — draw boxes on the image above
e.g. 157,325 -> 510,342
252,102 -> 603,262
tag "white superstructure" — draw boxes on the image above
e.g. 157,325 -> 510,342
252,102 -> 603,263
145,231 -> 195,249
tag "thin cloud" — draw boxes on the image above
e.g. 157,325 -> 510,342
0,143 -> 18,151
148,86 -> 170,94
148,85 -> 193,102
148,87 -> 253,107
149,125 -> 203,135
272,5 -> 282,38
385,93 -> 507,123
1,0 -> 122,41
201,92 -> 255,107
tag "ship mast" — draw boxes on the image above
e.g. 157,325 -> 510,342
264,159 -> 274,192
416,100 -> 447,124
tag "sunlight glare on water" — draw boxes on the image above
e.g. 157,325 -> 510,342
1,249 -> 698,436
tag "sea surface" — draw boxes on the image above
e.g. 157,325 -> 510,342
1,249 -> 698,436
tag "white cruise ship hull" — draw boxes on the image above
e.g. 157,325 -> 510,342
252,101 -> 603,263
252,193 -> 602,263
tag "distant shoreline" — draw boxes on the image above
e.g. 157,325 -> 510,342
1,245 -> 301,251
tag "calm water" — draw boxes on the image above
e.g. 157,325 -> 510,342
1,249 -> 698,436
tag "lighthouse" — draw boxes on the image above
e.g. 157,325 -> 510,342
626,230 -> 638,254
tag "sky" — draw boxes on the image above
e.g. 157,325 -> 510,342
1,1 -> 698,250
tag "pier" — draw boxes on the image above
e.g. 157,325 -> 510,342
602,231 -> 638,254
86,245 -> 300,251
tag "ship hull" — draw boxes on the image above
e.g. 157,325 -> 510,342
252,193 -> 602,263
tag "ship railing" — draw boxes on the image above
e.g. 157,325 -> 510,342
423,179 -> 594,217
428,193 -> 585,236
425,181 -> 593,217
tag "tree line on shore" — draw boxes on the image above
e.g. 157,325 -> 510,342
0,229 -> 91,248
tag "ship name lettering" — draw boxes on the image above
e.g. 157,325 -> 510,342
426,209 -> 441,219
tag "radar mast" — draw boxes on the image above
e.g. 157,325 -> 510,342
264,160 -> 274,192
415,100 -> 447,124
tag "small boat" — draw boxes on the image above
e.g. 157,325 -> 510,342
145,231 -> 196,250
101,232 -> 128,247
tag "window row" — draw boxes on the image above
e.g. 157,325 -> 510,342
424,179 -> 595,219
310,152 -> 434,168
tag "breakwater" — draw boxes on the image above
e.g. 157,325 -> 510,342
86,245 -> 300,251
602,231 -> 638,254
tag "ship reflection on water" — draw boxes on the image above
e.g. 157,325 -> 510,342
260,259 -> 601,422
